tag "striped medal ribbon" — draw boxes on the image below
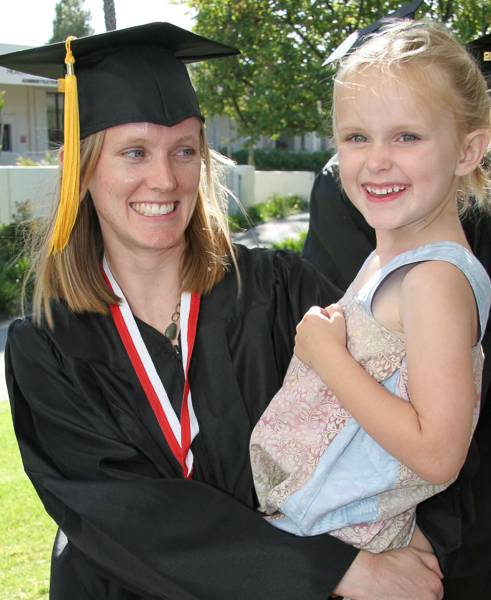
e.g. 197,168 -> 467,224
102,256 -> 200,478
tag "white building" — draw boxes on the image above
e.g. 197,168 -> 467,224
206,114 -> 328,155
0,43 -> 61,165
0,43 -> 328,166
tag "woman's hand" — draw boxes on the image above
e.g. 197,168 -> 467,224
294,304 -> 347,374
332,548 -> 443,600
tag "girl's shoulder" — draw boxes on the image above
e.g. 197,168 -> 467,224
364,242 -> 491,342
362,242 -> 489,297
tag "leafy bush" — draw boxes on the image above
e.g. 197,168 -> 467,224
229,194 -> 308,233
223,148 -> 332,173
0,201 -> 34,319
17,152 -> 58,166
271,230 -> 308,255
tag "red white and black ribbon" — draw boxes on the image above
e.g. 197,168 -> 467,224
102,256 -> 200,478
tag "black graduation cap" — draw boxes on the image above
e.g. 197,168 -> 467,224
323,0 -> 424,66
467,32 -> 491,78
0,22 -> 240,138
0,23 -> 239,254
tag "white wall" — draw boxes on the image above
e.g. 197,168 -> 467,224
0,165 -> 314,224
0,166 -> 56,223
0,84 -> 55,159
254,170 -> 315,204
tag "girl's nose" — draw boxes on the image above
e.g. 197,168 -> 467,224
366,141 -> 392,172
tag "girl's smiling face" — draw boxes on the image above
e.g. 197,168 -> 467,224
336,70 -> 469,239
88,118 -> 202,257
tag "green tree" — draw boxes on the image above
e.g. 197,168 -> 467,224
184,0 -> 491,161
48,0 -> 94,44
429,0 -> 491,39
103,0 -> 117,31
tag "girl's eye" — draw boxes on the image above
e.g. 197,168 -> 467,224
399,134 -> 418,142
124,149 -> 145,159
348,134 -> 368,143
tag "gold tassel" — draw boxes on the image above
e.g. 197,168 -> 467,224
49,36 -> 80,255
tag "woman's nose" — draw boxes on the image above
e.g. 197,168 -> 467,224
146,157 -> 177,192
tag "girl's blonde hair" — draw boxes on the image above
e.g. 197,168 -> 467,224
332,19 -> 491,214
30,122 -> 237,327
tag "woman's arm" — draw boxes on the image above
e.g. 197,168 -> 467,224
294,260 -> 478,485
6,308 -> 446,600
6,315 -> 357,600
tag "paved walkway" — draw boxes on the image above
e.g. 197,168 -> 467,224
0,212 -> 310,401
233,211 -> 309,247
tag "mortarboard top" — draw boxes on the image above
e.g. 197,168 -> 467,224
0,23 -> 240,254
323,0 -> 424,66
0,22 -> 240,138
467,32 -> 491,78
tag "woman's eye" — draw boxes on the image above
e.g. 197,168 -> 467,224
177,148 -> 195,157
124,149 -> 145,158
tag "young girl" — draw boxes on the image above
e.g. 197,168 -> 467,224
251,19 -> 491,555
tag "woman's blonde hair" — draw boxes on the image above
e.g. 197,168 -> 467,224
30,122 -> 237,326
332,19 -> 491,214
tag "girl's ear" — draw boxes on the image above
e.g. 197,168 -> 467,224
58,146 -> 64,165
455,130 -> 488,176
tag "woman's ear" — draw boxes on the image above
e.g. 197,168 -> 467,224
58,146 -> 64,165
455,130 -> 488,176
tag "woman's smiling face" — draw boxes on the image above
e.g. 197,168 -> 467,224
336,70 -> 467,237
88,117 -> 202,257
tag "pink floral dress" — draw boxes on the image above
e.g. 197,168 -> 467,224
251,242 -> 490,552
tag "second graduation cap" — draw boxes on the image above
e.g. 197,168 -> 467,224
324,0 -> 424,65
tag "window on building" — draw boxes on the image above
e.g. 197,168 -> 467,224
1,123 -> 11,151
46,92 -> 64,148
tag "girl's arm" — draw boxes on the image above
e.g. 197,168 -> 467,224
294,260 -> 478,485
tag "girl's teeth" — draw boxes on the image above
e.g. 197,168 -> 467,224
367,185 -> 406,195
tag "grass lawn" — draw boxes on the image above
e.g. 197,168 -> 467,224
0,401 -> 55,599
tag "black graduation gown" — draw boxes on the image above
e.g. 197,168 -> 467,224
302,160 -> 491,589
6,247 -> 358,600
301,155 -> 376,291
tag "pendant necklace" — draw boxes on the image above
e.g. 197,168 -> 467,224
164,302 -> 181,341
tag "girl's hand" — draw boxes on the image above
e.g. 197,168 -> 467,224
294,304 -> 347,374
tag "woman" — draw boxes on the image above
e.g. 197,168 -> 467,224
1,23 -> 451,599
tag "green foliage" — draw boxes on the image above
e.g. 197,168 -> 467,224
0,402 -> 54,599
48,0 -> 94,44
0,90 -> 4,111
17,152 -> 58,166
271,230 -> 308,255
16,156 -> 38,167
183,0 -> 491,145
229,193 -> 308,232
0,202 -> 34,319
225,148 -> 331,172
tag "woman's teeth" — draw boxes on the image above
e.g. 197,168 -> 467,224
366,185 -> 407,195
132,202 -> 176,216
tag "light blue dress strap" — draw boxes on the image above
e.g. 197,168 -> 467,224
357,241 -> 491,343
